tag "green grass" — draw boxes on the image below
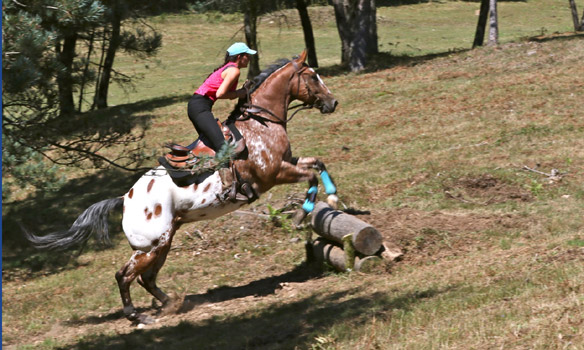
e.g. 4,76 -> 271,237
3,1 -> 584,349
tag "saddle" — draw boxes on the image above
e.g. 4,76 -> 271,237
158,120 -> 257,203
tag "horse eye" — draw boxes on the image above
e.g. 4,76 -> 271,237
311,75 -> 319,82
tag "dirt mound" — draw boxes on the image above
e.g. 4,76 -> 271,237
358,206 -> 530,265
445,174 -> 532,205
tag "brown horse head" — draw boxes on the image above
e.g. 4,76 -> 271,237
290,50 -> 338,114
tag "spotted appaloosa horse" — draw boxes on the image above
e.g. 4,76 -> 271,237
25,50 -> 339,324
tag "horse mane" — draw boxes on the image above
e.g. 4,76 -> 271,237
228,59 -> 291,119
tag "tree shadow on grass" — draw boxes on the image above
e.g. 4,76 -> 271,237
317,50 -> 470,77
84,93 -> 191,118
64,264 -> 323,327
2,168 -> 143,277
2,95 -> 192,278
62,268 -> 455,350
180,263 -> 323,311
527,32 -> 584,43
317,31 -> 583,77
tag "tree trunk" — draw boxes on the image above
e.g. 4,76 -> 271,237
78,30 -> 95,112
488,0 -> 499,46
296,0 -> 318,67
92,29 -> 108,111
332,0 -> 378,72
364,0 -> 378,56
332,0 -> 351,65
56,33 -> 78,116
95,2 -> 122,109
243,1 -> 260,79
568,0 -> 582,31
472,0 -> 490,48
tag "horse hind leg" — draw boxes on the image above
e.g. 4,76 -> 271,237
137,244 -> 171,307
115,250 -> 158,324
116,223 -> 178,324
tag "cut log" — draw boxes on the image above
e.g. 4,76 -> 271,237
311,202 -> 383,255
311,238 -> 348,272
311,239 -> 382,273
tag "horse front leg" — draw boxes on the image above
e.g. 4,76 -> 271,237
275,158 -> 338,226
293,157 -> 339,209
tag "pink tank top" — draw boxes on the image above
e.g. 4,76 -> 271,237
194,62 -> 238,102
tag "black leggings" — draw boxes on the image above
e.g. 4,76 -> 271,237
187,94 -> 225,152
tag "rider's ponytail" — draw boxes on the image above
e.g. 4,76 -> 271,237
204,52 -> 241,81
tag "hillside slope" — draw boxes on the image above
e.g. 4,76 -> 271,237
2,20 -> 584,350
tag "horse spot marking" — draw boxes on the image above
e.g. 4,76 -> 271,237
193,184 -> 199,191
154,204 -> 162,217
203,183 -> 211,192
261,150 -> 269,162
147,212 -> 153,221
147,179 -> 155,193
123,205 -> 125,213
201,198 -> 206,204
152,239 -> 159,247
128,188 -> 134,199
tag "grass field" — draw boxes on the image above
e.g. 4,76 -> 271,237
2,1 -> 584,349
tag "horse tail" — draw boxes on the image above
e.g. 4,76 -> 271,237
23,197 -> 124,251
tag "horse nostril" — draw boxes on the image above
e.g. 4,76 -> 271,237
331,99 -> 338,111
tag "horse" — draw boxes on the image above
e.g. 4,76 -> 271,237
25,50 -> 339,324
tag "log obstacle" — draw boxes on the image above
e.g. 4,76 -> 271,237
311,238 -> 349,272
306,202 -> 402,273
311,238 -> 384,273
311,202 -> 382,256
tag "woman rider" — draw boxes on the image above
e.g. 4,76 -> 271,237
188,42 -> 256,160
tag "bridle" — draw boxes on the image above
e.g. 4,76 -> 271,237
238,61 -> 320,125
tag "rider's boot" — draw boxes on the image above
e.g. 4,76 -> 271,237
218,167 -> 250,202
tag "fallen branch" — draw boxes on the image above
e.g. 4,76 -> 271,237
232,210 -> 270,219
522,165 -> 564,183
522,165 -> 557,177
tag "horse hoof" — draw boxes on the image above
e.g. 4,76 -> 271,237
128,312 -> 156,326
136,314 -> 156,325
327,194 -> 339,209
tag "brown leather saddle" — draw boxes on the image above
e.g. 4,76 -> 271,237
157,120 -> 257,203
160,120 -> 240,171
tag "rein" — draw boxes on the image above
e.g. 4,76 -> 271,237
241,102 -> 313,125
237,62 -> 317,125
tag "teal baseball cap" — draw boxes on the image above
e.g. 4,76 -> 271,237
227,42 -> 257,56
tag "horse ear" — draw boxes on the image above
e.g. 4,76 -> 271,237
295,50 -> 308,64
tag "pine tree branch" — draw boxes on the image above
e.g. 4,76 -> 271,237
40,142 -> 153,172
